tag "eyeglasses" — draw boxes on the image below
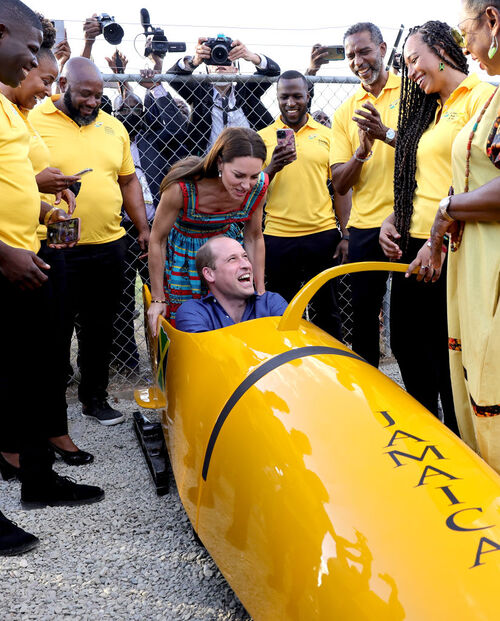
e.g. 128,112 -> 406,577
455,10 -> 487,47
451,27 -> 466,49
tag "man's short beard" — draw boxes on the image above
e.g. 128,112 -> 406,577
360,57 -> 383,86
63,88 -> 99,126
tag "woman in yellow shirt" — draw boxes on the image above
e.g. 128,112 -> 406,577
429,1 -> 500,473
0,18 -> 91,476
379,21 -> 494,432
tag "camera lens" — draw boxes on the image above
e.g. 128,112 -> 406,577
211,44 -> 229,64
102,22 -> 124,45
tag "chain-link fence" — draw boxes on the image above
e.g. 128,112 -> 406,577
68,73 -> 393,395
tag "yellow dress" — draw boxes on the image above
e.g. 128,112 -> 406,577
449,86 -> 500,471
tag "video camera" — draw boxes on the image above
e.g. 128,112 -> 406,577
96,13 -> 124,46
140,8 -> 186,58
205,34 -> 233,66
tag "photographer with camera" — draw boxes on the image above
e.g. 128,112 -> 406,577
167,36 -> 280,154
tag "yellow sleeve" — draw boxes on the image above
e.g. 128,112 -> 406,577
118,126 -> 135,176
330,103 -> 354,165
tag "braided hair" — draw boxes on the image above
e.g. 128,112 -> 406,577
394,21 -> 469,249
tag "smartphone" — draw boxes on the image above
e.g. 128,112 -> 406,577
46,218 -> 80,245
276,128 -> 295,149
53,20 -> 65,46
73,168 -> 93,177
325,45 -> 345,61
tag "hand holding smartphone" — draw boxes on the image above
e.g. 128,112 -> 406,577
46,217 -> 81,247
324,45 -> 345,61
276,128 -> 295,149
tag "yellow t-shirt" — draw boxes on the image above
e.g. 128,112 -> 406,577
0,94 -> 40,253
29,95 -> 135,245
330,72 -> 401,229
259,115 -> 336,237
410,74 -> 495,238
12,104 -> 55,241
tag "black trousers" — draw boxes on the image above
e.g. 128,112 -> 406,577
62,238 -> 125,404
390,237 -> 458,434
38,242 -> 69,438
0,270 -> 54,480
264,229 -> 342,340
111,221 -> 150,370
347,227 -> 388,367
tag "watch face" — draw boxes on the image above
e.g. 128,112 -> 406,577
386,128 -> 395,141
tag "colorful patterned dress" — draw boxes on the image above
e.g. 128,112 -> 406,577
164,171 -> 268,322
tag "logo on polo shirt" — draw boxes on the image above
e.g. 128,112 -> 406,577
95,122 -> 103,127
389,98 -> 400,109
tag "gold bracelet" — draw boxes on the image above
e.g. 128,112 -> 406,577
151,299 -> 167,304
43,206 -> 58,226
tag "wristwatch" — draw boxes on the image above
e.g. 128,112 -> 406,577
384,128 -> 396,144
439,196 -> 455,222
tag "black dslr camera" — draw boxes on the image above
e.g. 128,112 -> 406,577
140,8 -> 186,58
205,34 -> 233,66
96,13 -> 124,45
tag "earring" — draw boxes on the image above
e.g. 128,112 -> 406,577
439,62 -> 445,71
218,169 -> 222,178
489,35 -> 498,59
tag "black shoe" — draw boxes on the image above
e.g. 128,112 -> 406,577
0,453 -> 20,481
49,442 -> 94,466
0,511 -> 39,556
81,399 -> 125,426
21,473 -> 105,510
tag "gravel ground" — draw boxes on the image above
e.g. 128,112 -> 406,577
1,360 -> 402,621
0,400 -> 250,621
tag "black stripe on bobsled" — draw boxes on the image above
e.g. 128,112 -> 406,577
202,346 -> 364,480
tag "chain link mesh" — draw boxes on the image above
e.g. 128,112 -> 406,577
67,73 -> 392,393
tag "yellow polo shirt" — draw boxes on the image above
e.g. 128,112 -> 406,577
259,115 -> 336,236
0,94 -> 40,253
410,74 -> 494,238
29,95 -> 135,245
12,104 -> 55,241
330,72 -> 401,229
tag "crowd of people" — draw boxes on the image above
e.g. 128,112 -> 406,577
1,0 -> 499,561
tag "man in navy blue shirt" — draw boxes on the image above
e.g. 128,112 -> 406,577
176,236 -> 288,332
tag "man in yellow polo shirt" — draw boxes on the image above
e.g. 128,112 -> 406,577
259,70 -> 350,339
30,57 -> 150,425
331,22 -> 400,367
0,0 -> 104,556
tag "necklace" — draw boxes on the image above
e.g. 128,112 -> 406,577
452,87 -> 498,251
464,87 -> 498,192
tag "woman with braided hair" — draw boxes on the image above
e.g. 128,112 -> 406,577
379,20 -> 494,432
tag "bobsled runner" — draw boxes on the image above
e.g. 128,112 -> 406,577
136,262 -> 500,620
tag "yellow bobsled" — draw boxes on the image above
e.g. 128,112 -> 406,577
136,262 -> 500,620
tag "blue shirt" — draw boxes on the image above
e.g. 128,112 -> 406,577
176,291 -> 288,333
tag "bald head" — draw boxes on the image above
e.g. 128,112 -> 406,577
57,57 -> 103,126
62,56 -> 103,88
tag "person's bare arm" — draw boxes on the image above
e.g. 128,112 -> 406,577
118,174 -> 150,252
243,200 -> 266,294
447,178 -> 500,221
331,125 -> 374,195
332,189 -> 352,264
148,184 -> 183,335
81,15 -> 100,59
